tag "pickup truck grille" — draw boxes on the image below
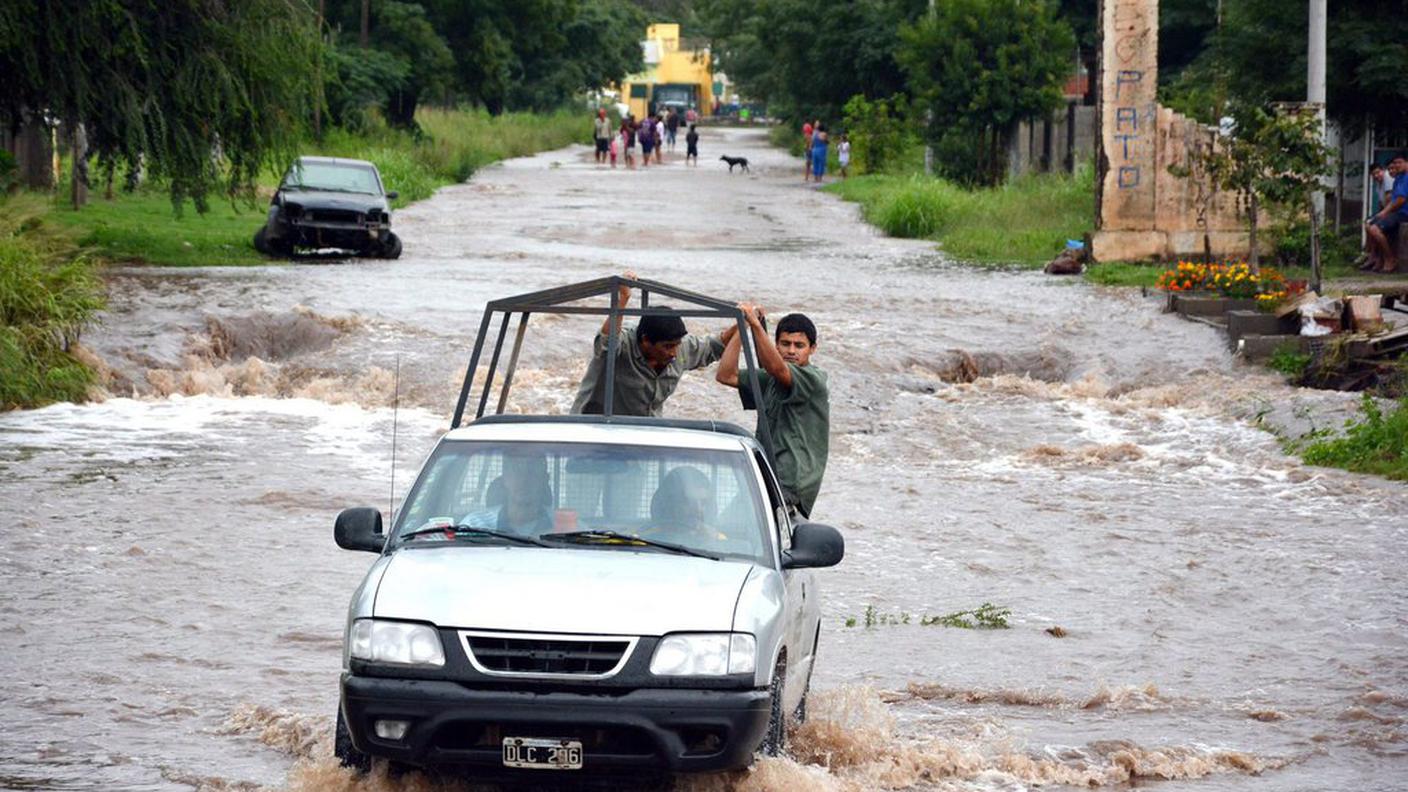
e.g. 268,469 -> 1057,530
461,632 -> 635,678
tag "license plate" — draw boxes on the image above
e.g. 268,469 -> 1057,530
502,737 -> 583,770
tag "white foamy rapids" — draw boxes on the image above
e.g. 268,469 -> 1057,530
0,395 -> 445,476
891,681 -> 1174,712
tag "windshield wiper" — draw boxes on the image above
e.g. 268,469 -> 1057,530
399,524 -> 548,547
540,530 -> 720,560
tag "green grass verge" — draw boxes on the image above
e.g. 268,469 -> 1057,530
48,190 -> 268,266
1297,396 -> 1408,481
824,166 -> 1094,265
0,196 -> 106,409
42,107 -> 585,267
1083,261 -> 1162,287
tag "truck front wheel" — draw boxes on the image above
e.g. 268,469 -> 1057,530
760,657 -> 787,756
376,232 -> 402,260
333,708 -> 370,772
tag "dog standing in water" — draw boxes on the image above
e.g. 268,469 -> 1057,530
720,155 -> 750,173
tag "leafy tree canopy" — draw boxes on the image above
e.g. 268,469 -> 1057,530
897,0 -> 1074,184
0,0 -> 322,211
1163,0 -> 1408,133
697,0 -> 927,124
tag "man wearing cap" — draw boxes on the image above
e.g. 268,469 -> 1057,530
571,274 -> 736,417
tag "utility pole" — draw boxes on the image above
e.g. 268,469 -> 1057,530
1307,0 -> 1327,292
924,0 -> 935,177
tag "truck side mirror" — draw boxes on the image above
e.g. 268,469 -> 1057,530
335,507 -> 386,553
782,522 -> 844,569
386,190 -> 399,201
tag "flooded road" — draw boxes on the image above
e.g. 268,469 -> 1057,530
2,127 -> 1405,791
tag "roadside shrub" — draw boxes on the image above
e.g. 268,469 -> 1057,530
841,93 -> 917,175
1272,219 -> 1359,272
1299,395 -> 1408,481
0,150 -> 17,193
316,107 -> 584,204
0,205 -> 105,409
827,162 -> 1093,263
1267,344 -> 1312,378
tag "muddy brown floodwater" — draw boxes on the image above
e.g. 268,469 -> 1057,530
2,128 -> 1406,792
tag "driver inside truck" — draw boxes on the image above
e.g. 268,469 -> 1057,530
471,451 -> 555,536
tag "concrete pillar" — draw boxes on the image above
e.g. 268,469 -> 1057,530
1091,0 -> 1161,261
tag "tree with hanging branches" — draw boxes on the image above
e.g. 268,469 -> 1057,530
0,0 -> 324,212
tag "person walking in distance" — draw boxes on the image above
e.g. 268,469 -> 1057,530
810,124 -> 830,183
801,121 -> 814,181
715,305 -> 830,518
654,115 -> 666,164
637,116 -> 654,168
593,108 -> 612,165
666,109 -> 680,152
837,134 -> 850,178
685,124 -> 700,166
620,115 -> 636,169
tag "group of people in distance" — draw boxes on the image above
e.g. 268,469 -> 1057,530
1361,154 -> 1407,274
593,107 -> 701,169
802,120 -> 849,183
572,272 -> 829,521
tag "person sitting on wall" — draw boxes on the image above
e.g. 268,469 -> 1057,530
1364,155 -> 1407,274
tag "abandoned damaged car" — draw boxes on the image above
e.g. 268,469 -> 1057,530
331,415 -> 845,780
253,156 -> 402,259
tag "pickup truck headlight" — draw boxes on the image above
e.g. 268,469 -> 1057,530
349,619 -> 445,667
650,633 -> 755,676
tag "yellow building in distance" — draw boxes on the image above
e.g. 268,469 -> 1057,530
619,24 -> 718,120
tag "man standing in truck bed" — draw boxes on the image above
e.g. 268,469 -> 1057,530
571,273 -> 736,417
715,304 -> 829,518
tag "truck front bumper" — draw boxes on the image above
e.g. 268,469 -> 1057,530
340,673 -> 772,777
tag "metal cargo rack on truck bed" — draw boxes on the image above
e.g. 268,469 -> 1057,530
450,275 -> 776,454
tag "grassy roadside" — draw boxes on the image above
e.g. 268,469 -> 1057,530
823,166 -> 1094,265
1,196 -> 105,409
41,107 -> 584,267
1291,396 -> 1408,481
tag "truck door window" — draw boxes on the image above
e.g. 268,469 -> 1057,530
753,450 -> 791,546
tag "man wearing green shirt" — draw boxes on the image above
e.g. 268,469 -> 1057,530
571,275 -> 735,416
716,304 -> 829,517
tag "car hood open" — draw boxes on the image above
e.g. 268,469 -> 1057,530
373,546 -> 757,636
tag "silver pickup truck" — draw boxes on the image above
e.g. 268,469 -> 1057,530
332,414 -> 844,781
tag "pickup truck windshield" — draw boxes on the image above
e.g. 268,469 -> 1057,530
281,161 -> 381,195
396,441 -> 771,565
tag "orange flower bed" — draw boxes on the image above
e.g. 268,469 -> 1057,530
1156,260 -> 1288,303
